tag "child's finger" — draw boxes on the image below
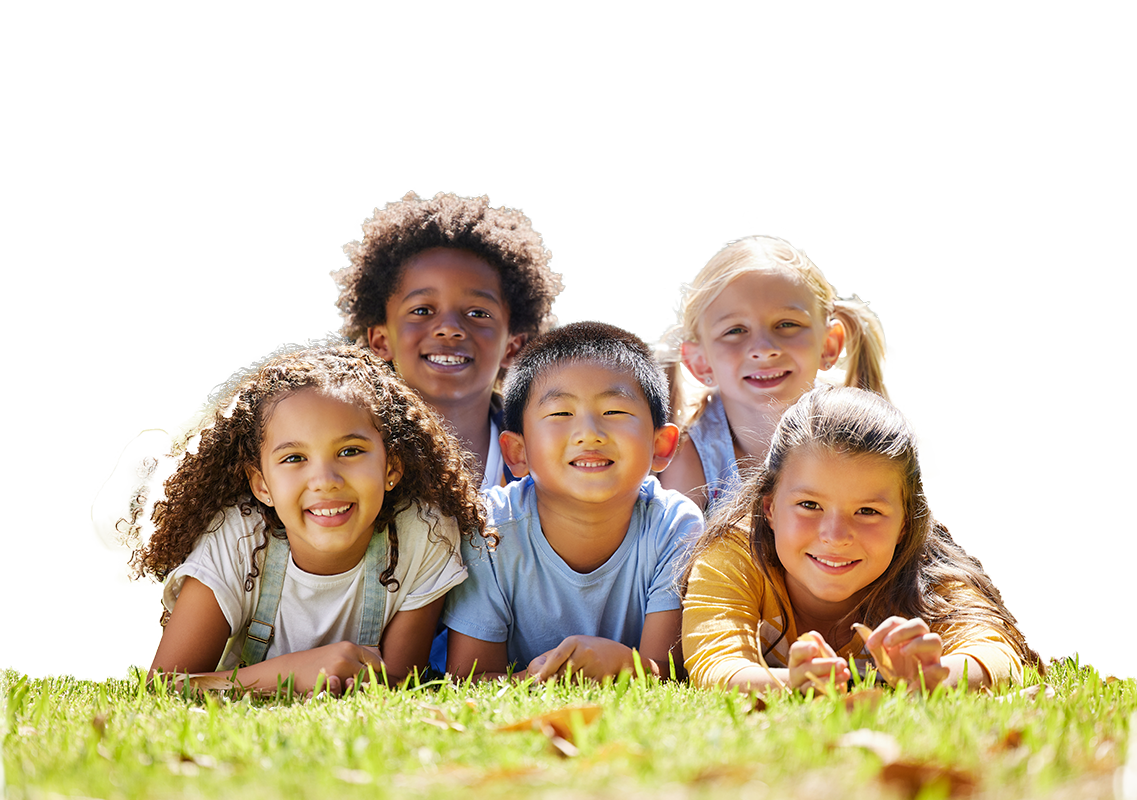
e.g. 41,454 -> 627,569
530,641 -> 575,680
882,617 -> 931,647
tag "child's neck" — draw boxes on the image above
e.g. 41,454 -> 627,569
533,493 -> 637,574
428,390 -> 495,484
718,393 -> 786,464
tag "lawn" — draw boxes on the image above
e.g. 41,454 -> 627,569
4,659 -> 1134,799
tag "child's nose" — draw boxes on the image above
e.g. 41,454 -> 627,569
432,309 -> 467,338
573,413 -> 606,443
819,514 -> 853,543
748,331 -> 780,359
308,462 -> 345,490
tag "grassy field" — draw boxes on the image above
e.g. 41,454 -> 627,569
4,659 -> 1135,799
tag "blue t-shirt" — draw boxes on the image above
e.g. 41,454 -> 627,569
441,476 -> 703,670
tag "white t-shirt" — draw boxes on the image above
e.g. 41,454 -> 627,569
163,501 -> 467,670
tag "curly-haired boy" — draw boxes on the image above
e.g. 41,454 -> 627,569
334,191 -> 563,489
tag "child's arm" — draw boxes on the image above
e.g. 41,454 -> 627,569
657,436 -> 709,510
526,608 -> 682,681
151,577 -> 385,694
376,597 -> 445,682
446,630 -> 511,680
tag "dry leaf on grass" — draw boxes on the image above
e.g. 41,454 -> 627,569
842,688 -> 885,713
186,674 -> 236,691
852,623 -> 899,686
880,761 -> 978,798
495,703 -> 602,758
994,684 -> 1056,703
836,728 -> 902,764
418,705 -> 466,732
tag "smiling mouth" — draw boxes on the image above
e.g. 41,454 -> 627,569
308,503 -> 353,517
425,354 -> 471,365
809,554 -> 857,568
745,370 -> 790,384
571,458 -> 613,468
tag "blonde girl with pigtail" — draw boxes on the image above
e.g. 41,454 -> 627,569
658,235 -> 887,512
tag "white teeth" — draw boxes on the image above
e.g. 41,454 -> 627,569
814,556 -> 853,568
426,354 -> 470,365
573,460 -> 610,468
310,504 -> 351,517
750,370 -> 789,381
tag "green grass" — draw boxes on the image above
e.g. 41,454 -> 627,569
4,659 -> 1134,799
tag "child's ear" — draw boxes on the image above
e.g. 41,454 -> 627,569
245,465 -> 273,506
820,319 -> 846,371
384,456 -> 404,490
651,423 -> 681,472
500,333 -> 527,370
680,341 -> 715,387
761,495 -> 774,521
366,325 -> 394,362
499,430 -> 530,477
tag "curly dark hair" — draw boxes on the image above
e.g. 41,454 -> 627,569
334,192 -> 563,343
130,341 -> 492,591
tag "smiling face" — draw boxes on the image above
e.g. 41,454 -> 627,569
500,360 -> 679,513
367,248 -> 526,413
246,389 -> 402,575
682,268 -> 844,410
763,447 -> 904,623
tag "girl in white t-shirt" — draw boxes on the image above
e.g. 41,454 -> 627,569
133,342 -> 489,694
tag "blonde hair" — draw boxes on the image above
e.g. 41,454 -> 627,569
661,235 -> 887,428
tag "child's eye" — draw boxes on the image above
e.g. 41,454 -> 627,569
546,411 -> 572,418
467,309 -> 492,319
338,446 -> 364,457
776,320 -> 802,330
797,500 -> 821,510
603,409 -> 630,416
281,454 -> 305,464
723,326 -> 746,336
409,307 -> 433,316
856,507 -> 881,516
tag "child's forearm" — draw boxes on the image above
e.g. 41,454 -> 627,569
942,655 -> 991,690
719,664 -> 793,693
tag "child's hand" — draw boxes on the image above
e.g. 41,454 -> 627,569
526,635 -> 638,681
269,641 -> 386,695
861,617 -> 949,691
788,631 -> 851,690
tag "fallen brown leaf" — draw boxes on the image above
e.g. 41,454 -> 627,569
853,623 -> 899,686
495,703 -> 602,758
836,728 -> 901,764
881,761 -> 978,798
495,703 -> 602,742
842,688 -> 885,713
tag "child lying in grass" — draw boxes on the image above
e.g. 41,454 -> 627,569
681,385 -> 1040,692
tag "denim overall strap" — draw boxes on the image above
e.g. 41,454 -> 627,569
239,528 -> 390,666
357,523 -> 391,648
239,532 -> 289,667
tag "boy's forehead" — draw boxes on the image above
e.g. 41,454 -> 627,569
530,359 -> 648,404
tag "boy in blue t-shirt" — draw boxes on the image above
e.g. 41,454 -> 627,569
442,321 -> 704,680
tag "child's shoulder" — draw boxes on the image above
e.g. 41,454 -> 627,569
482,477 -> 537,526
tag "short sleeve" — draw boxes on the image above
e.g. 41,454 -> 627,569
387,508 -> 468,618
162,505 -> 264,637
645,490 -> 704,615
681,532 -> 770,689
440,537 -> 511,643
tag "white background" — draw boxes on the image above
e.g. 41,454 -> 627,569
1,4 -> 1133,680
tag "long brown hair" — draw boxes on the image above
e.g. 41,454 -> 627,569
683,385 -> 1039,667
130,341 -> 490,590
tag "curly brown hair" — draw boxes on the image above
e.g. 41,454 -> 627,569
130,341 -> 492,591
333,192 -> 562,342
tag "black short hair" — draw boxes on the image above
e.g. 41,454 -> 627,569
334,192 -> 562,342
502,321 -> 670,433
